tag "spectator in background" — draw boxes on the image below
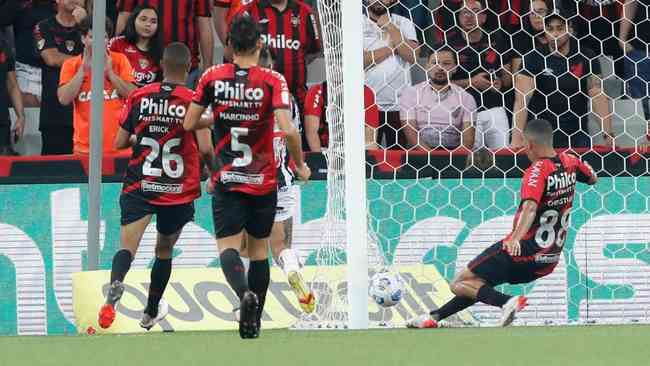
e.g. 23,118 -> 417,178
619,0 -> 650,141
34,0 -> 85,155
400,47 -> 476,151
58,17 -> 135,155
239,0 -> 322,117
213,0 -> 252,60
363,0 -> 418,149
390,0 -> 433,45
0,0 -> 56,108
510,0 -> 549,72
512,13 -> 613,149
109,6 -> 163,87
0,36 -> 25,155
83,0 -> 118,25
562,0 -> 623,86
448,0 -> 511,149
115,0 -> 213,88
304,83 -> 379,151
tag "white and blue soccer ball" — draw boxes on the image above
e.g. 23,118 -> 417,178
369,270 -> 404,307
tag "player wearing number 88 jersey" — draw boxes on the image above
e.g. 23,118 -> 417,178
98,43 -> 214,332
407,119 -> 597,330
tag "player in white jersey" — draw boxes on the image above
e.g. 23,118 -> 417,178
238,46 -> 315,314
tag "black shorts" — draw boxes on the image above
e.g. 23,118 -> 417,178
119,194 -> 195,236
467,241 -> 558,286
212,185 -> 277,239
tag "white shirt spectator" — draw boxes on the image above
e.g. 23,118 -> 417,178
363,14 -> 417,112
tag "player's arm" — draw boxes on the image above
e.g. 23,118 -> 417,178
195,127 -> 218,173
183,102 -> 210,131
114,128 -> 133,150
275,108 -> 309,181
575,157 -> 598,185
509,200 -> 539,242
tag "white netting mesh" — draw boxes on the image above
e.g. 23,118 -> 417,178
295,0 -> 650,329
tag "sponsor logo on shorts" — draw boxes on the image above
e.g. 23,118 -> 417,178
220,171 -> 264,185
535,253 -> 560,264
142,180 -> 183,193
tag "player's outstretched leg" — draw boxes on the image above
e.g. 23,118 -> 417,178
99,215 -> 151,329
271,218 -> 315,313
408,267 -> 527,328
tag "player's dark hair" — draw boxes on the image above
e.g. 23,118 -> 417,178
162,42 -> 191,74
123,6 -> 163,63
228,14 -> 261,55
78,16 -> 114,38
258,45 -> 276,69
524,119 -> 554,146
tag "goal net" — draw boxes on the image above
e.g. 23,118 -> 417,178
294,0 -> 650,329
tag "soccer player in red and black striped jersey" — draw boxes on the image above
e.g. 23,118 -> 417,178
184,14 -> 310,339
98,43 -> 213,331
408,119 -> 598,329
115,0 -> 214,86
238,0 -> 321,113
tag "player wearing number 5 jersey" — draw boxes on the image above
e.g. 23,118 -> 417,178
408,119 -> 597,329
98,43 -> 213,331
183,15 -> 310,339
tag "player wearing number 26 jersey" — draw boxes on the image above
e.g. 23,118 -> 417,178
407,119 -> 597,330
99,43 -> 214,333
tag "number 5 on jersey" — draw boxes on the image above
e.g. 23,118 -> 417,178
231,127 -> 252,167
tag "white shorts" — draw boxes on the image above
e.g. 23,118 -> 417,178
275,185 -> 298,222
15,62 -> 42,98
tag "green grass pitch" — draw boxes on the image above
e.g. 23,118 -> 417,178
2,326 -> 649,366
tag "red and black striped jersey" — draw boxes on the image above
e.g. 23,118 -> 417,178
109,36 -> 162,87
117,0 -> 212,68
238,0 -> 321,109
193,64 -> 291,195
506,153 -> 596,259
119,82 -> 201,205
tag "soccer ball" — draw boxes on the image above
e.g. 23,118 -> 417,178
369,271 -> 404,307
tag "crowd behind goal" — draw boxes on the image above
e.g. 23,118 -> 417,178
0,0 -> 648,157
